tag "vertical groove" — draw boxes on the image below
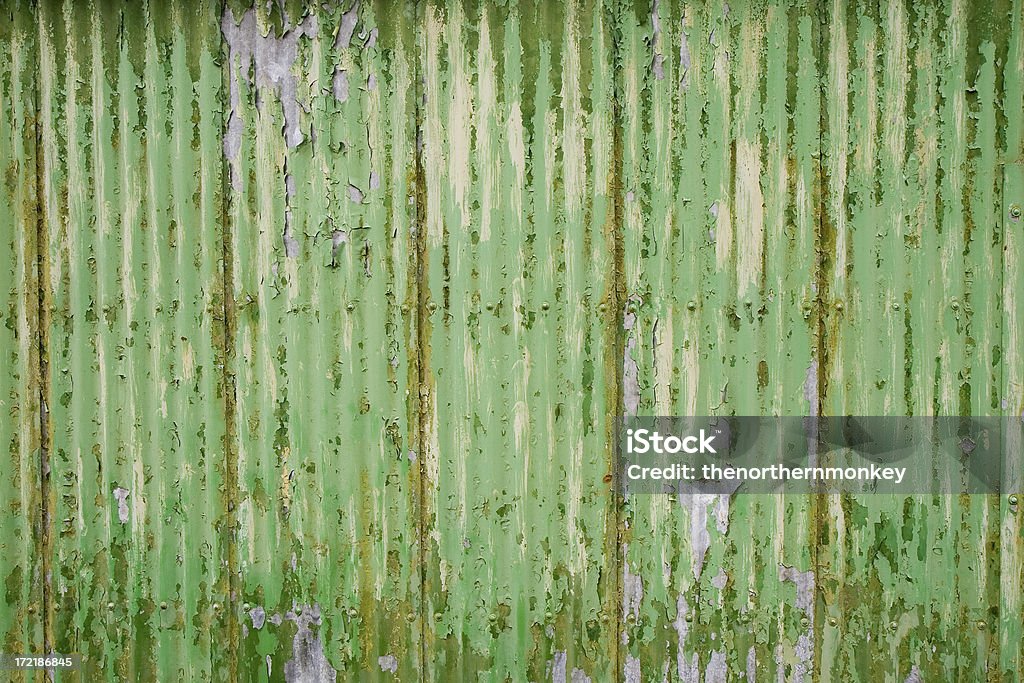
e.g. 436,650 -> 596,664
608,2 -> 625,676
412,0 -> 429,679
33,5 -> 53,664
216,0 -> 239,678
812,0 -> 827,676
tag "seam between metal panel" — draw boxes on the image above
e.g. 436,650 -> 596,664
216,0 -> 240,678
32,5 -> 53,667
413,1 -> 428,679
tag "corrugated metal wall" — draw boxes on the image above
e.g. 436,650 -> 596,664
1,0 -> 1022,680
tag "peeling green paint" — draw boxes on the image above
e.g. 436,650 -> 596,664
1,0 -> 1022,680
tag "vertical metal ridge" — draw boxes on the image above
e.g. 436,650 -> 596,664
32,2 -> 54,666
215,1 -> 240,680
412,2 -> 429,681
607,3 -> 626,680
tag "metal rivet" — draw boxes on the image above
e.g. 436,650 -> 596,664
107,602 -> 115,610
889,621 -> 898,631
160,602 -> 168,610
485,303 -> 493,311
686,301 -> 697,311
828,616 -> 838,627
892,302 -> 900,311
545,611 -> 554,621
598,303 -> 607,313
541,302 -> 550,311
834,301 -> 844,311
434,612 -> 443,622
242,603 -> 250,612
428,302 -> 438,312
346,303 -> 355,311
1010,204 -> 1022,221
1009,495 -> 1019,506
977,620 -> 987,631
684,612 -> 693,622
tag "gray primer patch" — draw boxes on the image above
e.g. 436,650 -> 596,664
251,606 -> 267,630
679,16 -> 692,89
746,646 -> 756,682
283,604 -> 337,682
803,358 -> 819,417
624,655 -> 641,683
705,651 -> 727,683
335,1 -> 359,49
364,27 -> 378,50
778,565 -> 815,623
677,483 -> 735,579
651,0 -> 664,79
332,68 -> 349,102
779,564 -> 815,682
622,555 -> 644,623
904,665 -> 922,683
221,7 -> 318,187
570,668 -> 591,683
348,184 -> 364,203
113,487 -> 130,524
549,650 -> 567,683
377,654 -> 398,674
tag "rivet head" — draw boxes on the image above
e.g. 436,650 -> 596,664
545,611 -> 554,621
242,603 -> 250,612
160,601 -> 168,610
346,303 -> 355,311
1010,204 -> 1022,221
686,300 -> 697,311
684,612 -> 693,622
1009,495 -> 1019,506
541,302 -> 550,311
834,301 -> 844,311
892,302 -> 901,311
598,303 -> 607,313
107,602 -> 115,610
434,612 -> 443,622
977,620 -> 987,631
889,621 -> 898,631
828,616 -> 838,627
485,303 -> 493,311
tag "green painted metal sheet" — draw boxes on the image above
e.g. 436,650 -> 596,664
1,3 -> 44,681
36,1 -> 232,678
418,1 -> 619,678
0,0 -> 1022,680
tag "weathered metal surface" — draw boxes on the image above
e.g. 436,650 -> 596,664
36,1 -> 231,679
615,1 -> 820,680
1,2 -> 44,681
1,0 -> 1023,680
819,0 -> 1016,679
418,0 -> 619,679
221,0 -> 421,679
